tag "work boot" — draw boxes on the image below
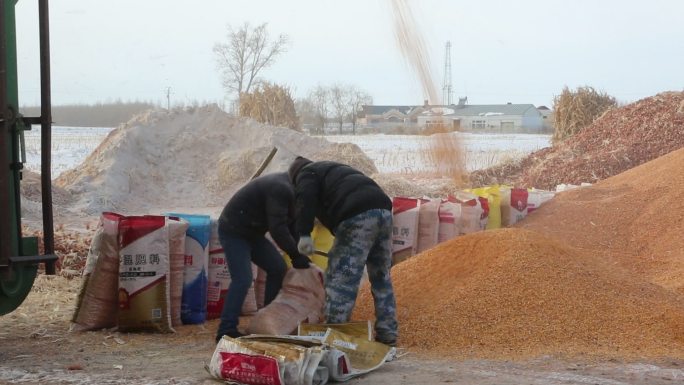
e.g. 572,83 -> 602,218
215,330 -> 245,344
375,336 -> 397,347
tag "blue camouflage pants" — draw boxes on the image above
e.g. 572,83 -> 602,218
326,208 -> 398,343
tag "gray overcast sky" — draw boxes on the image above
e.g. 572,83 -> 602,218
14,0 -> 684,108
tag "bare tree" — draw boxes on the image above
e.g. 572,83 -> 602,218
330,84 -> 352,134
300,84 -> 373,135
294,98 -> 317,131
308,85 -> 330,135
213,23 -> 289,105
349,87 -> 373,134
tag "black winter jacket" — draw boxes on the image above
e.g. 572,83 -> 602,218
218,172 -> 302,259
293,161 -> 392,236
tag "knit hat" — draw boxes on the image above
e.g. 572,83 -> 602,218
288,156 -> 312,183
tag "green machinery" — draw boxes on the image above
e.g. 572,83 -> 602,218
0,0 -> 57,315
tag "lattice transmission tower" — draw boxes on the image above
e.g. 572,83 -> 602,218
442,41 -> 453,105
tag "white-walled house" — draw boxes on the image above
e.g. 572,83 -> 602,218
360,102 -> 547,133
418,104 -> 544,131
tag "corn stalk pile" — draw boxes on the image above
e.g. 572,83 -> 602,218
239,81 -> 299,130
22,225 -> 94,277
552,86 -> 617,144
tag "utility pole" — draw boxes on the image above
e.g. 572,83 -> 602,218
165,86 -> 172,110
442,41 -> 453,105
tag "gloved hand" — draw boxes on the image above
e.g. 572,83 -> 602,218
297,236 -> 314,256
291,254 -> 312,269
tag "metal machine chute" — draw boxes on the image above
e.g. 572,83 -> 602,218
0,0 -> 56,315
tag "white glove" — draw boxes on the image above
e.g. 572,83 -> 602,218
297,236 -> 314,256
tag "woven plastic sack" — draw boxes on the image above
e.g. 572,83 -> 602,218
246,266 -> 325,335
117,215 -> 173,333
167,217 -> 189,326
71,212 -> 124,331
417,198 -> 440,253
166,213 -> 211,325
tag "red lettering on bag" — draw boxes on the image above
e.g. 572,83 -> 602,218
219,352 -> 282,385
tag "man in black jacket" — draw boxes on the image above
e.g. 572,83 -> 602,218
288,157 -> 398,346
215,172 -> 311,343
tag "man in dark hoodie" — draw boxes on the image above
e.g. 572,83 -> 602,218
288,156 -> 398,346
215,172 -> 311,343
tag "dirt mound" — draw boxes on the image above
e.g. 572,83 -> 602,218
20,170 -> 73,205
518,147 -> 684,293
353,228 -> 684,359
54,105 -> 376,215
470,92 -> 684,189
19,170 -> 74,221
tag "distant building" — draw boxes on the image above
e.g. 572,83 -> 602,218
358,104 -> 427,131
359,100 -> 547,133
537,105 -> 555,132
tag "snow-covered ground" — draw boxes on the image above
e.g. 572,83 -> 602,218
24,127 -> 551,179
324,133 -> 550,173
23,126 -> 111,178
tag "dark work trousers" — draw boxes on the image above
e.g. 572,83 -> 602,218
215,232 -> 287,340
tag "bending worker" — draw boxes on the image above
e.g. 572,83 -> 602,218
215,172 -> 311,342
288,156 -> 398,346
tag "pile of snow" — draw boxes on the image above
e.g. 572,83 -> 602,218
55,105 -> 375,215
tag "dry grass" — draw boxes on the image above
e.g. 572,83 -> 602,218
552,86 -> 616,144
239,82 -> 299,130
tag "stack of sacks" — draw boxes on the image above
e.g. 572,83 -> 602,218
390,186 -> 555,265
73,213 -> 181,333
72,212 -> 261,333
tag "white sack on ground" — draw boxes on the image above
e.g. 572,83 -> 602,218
246,266 -> 325,336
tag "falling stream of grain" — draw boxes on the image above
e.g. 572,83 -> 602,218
389,0 -> 466,184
